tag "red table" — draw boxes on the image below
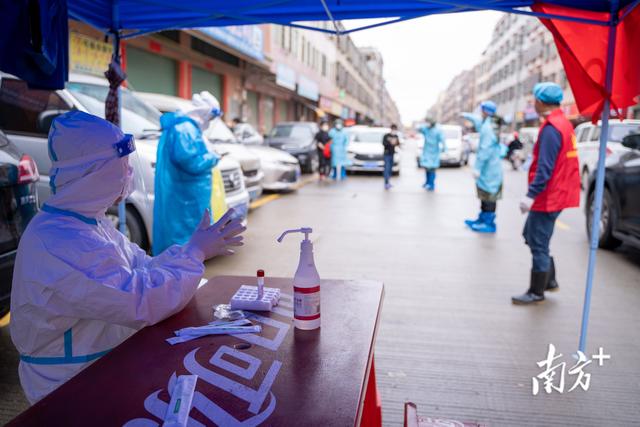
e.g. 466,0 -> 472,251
8,276 -> 384,426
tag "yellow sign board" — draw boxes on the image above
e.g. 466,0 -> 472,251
70,32 -> 112,76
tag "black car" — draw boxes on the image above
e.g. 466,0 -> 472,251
586,133 -> 640,250
265,122 -> 319,173
0,130 -> 40,316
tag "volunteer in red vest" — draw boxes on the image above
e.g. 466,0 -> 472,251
512,82 -> 580,305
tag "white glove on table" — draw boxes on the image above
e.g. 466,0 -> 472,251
185,208 -> 245,261
519,196 -> 535,214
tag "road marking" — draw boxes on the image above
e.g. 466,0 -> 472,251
556,220 -> 570,230
0,312 -> 10,328
250,194 -> 280,209
249,175 -> 316,210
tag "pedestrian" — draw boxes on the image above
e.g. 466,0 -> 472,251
153,91 -> 222,255
10,111 -> 245,403
462,101 -> 504,233
512,82 -> 580,305
314,119 -> 332,180
329,119 -> 350,180
506,131 -> 523,160
382,124 -> 400,189
418,118 -> 445,191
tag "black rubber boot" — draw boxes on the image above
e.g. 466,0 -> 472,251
512,271 -> 548,305
546,257 -> 559,292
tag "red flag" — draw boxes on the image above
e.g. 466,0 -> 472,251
533,3 -> 640,121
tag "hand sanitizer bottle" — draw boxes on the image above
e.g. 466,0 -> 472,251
277,228 -> 320,330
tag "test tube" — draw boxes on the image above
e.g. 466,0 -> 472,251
257,269 -> 265,300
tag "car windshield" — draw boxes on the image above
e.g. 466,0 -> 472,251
443,129 -> 461,139
608,124 -> 640,142
270,124 -> 312,141
66,82 -> 161,136
351,131 -> 387,143
204,118 -> 237,143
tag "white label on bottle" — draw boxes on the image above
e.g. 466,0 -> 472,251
293,286 -> 320,320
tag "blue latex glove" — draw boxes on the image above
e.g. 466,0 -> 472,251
185,208 -> 245,261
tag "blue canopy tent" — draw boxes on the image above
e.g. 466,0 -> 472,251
2,0 -> 639,354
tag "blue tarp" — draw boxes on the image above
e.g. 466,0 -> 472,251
0,0 -> 68,90
2,0 -> 637,90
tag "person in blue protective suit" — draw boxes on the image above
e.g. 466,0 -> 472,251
153,92 -> 223,255
10,111 -> 245,404
418,118 -> 445,191
462,101 -> 504,233
329,119 -> 351,180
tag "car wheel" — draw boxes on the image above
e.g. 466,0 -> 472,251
581,168 -> 590,191
106,205 -> 149,251
586,187 -> 622,250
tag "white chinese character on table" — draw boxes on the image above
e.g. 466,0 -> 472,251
533,344 -> 566,395
592,347 -> 611,367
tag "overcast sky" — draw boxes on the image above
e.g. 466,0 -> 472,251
346,12 -> 503,124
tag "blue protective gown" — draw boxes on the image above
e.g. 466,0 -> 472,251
463,113 -> 503,195
329,128 -> 352,168
419,125 -> 445,169
153,112 -> 219,255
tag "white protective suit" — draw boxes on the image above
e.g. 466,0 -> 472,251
10,111 -> 205,404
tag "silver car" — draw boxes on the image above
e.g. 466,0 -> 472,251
0,73 -> 250,250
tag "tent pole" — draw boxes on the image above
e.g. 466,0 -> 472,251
110,0 -> 126,235
578,0 -> 619,354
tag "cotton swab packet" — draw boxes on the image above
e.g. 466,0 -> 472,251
163,375 -> 197,427
166,319 -> 261,345
230,285 -> 281,311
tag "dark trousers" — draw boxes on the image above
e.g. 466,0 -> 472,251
383,154 -> 394,184
523,210 -> 561,272
318,153 -> 331,176
481,200 -> 497,213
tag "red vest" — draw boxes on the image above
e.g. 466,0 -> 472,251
528,109 -> 581,212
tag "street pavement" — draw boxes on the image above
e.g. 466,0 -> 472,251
1,141 -> 639,426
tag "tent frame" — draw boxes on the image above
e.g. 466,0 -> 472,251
98,0 -> 638,352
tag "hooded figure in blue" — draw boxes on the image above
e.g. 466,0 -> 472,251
153,93 -> 222,255
418,118 -> 445,191
329,119 -> 351,180
462,100 -> 504,233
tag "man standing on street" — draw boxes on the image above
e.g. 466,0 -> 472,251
418,118 -> 445,191
314,119 -> 332,181
382,124 -> 400,189
512,82 -> 580,305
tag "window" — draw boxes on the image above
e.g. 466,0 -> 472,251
590,126 -> 601,142
609,124 -> 640,142
0,78 -> 71,136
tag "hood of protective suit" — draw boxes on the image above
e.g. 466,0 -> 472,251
46,111 -> 133,219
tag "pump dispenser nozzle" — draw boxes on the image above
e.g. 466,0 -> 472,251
277,227 -> 313,243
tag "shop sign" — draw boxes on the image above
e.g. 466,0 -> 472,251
297,76 -> 319,101
331,102 -> 343,117
199,26 -> 264,61
319,96 -> 332,110
276,64 -> 296,91
70,32 -> 111,77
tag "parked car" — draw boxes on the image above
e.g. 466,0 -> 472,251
137,92 -> 264,201
265,122 -> 319,173
0,129 -> 40,317
233,122 -> 264,146
575,119 -> 640,189
138,92 -> 300,193
415,124 -> 469,167
0,73 -> 250,250
585,133 -> 640,250
344,126 -> 400,174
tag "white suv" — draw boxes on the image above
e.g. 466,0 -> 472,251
575,119 -> 640,189
0,73 -> 250,250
